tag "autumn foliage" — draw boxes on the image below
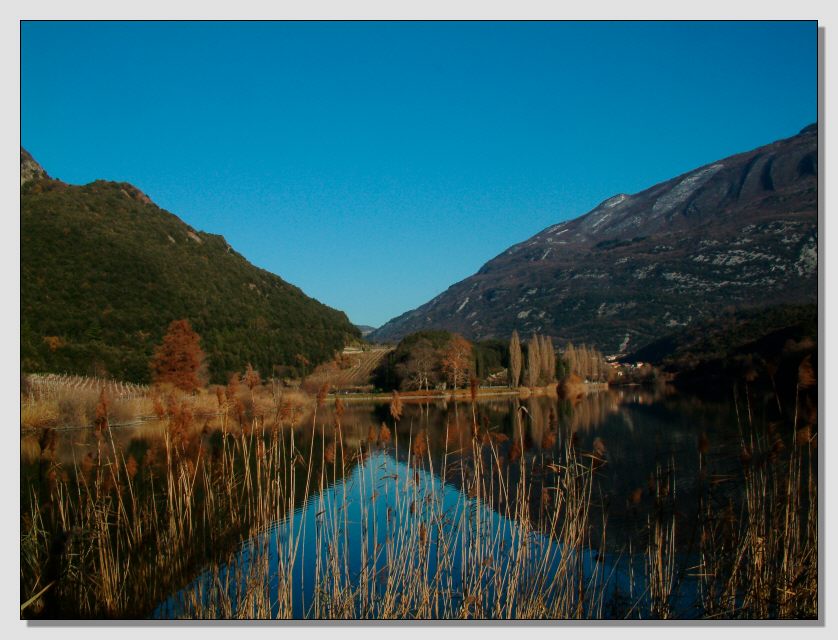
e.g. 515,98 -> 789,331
441,334 -> 472,389
150,319 -> 206,392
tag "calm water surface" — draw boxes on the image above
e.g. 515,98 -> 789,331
140,387 -> 747,618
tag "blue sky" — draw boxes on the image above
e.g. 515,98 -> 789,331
21,21 -> 817,327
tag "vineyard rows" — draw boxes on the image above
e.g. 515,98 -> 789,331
24,373 -> 150,400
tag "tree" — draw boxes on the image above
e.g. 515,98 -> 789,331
565,342 -> 577,378
150,319 -> 206,392
527,333 -> 541,387
403,339 -> 439,391
243,363 -> 262,402
538,334 -> 548,383
509,330 -> 522,388
542,335 -> 556,383
442,334 -> 472,389
243,363 -> 261,390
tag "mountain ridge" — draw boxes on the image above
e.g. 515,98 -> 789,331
21,149 -> 360,382
371,125 -> 818,352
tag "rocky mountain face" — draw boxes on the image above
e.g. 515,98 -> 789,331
21,149 -> 360,382
371,125 -> 818,353
20,148 -> 48,185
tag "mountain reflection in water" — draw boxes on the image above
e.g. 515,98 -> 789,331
151,388 -> 739,619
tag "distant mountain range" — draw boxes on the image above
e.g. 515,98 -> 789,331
21,150 -> 359,383
370,125 -> 818,353
354,325 -> 377,338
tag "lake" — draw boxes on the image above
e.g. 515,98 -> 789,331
21,385 -> 816,619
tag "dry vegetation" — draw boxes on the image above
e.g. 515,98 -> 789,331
20,370 -> 817,620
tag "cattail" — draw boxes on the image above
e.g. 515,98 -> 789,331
125,454 -> 138,479
541,487 -> 552,508
542,430 -> 556,450
334,397 -> 345,431
94,388 -> 109,432
279,401 -> 291,422
798,354 -> 816,388
316,383 -> 330,407
153,394 -> 166,419
101,471 -> 116,495
243,363 -> 261,390
768,437 -> 785,462
80,452 -> 95,476
38,428 -> 57,460
367,423 -> 379,444
412,429 -> 428,458
226,373 -> 240,401
378,423 -> 391,445
324,441 -> 336,465
389,392 -> 403,422
593,437 -> 606,458
740,446 -> 753,466
419,522 -> 428,546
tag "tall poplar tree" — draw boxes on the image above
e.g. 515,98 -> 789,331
527,333 -> 541,387
543,335 -> 556,383
509,330 -> 522,388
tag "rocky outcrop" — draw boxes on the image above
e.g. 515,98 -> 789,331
20,148 -> 48,185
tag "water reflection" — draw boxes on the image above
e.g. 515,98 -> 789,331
24,387 -> 767,618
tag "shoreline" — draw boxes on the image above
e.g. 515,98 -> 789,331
328,382 -> 609,403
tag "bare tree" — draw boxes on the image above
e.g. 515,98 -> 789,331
403,339 -> 438,391
442,334 -> 472,390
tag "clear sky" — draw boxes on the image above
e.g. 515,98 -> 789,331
21,21 -> 817,327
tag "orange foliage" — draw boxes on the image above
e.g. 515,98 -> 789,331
150,319 -> 206,393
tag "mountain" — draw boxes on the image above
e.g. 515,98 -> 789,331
354,325 -> 377,338
21,150 -> 360,383
626,303 -> 816,367
370,125 -> 818,353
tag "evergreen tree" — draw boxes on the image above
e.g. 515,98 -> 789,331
150,319 -> 206,392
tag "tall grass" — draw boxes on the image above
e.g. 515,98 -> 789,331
20,380 -> 817,620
